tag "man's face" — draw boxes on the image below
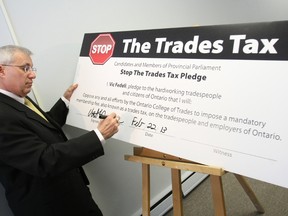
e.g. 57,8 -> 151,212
0,51 -> 36,97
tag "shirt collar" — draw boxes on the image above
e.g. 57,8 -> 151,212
0,89 -> 25,104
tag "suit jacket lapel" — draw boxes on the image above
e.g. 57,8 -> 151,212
0,93 -> 59,130
25,96 -> 64,131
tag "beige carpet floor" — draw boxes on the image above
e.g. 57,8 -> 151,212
164,172 -> 288,216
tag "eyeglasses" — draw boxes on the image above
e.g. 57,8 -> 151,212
2,64 -> 37,73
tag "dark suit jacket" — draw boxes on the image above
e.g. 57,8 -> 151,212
0,93 -> 104,216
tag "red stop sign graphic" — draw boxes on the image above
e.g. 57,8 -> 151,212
89,34 -> 115,65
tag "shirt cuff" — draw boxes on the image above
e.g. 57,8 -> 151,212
94,129 -> 106,145
61,96 -> 70,108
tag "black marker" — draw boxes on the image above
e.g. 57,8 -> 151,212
99,114 -> 108,119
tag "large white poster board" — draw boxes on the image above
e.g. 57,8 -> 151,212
67,21 -> 288,188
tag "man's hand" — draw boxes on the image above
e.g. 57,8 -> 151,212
63,84 -> 78,101
97,113 -> 120,140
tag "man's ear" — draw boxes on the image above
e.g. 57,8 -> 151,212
0,65 -> 5,77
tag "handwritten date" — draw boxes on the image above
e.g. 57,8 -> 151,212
131,117 -> 167,134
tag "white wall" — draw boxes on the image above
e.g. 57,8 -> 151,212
1,0 -> 288,215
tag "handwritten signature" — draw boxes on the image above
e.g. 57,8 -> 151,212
88,108 -> 105,118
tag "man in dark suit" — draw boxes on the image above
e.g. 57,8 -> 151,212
0,45 -> 120,216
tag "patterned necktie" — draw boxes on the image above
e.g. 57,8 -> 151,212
24,98 -> 48,122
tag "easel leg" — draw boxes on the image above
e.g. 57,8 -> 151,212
142,164 -> 150,216
210,175 -> 227,216
171,169 -> 183,216
234,174 -> 265,213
